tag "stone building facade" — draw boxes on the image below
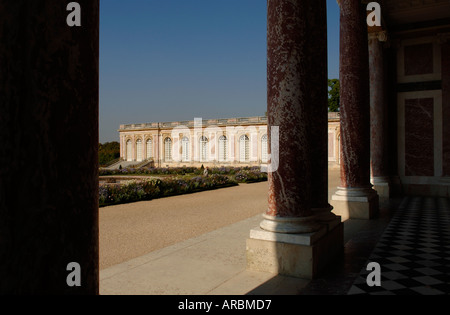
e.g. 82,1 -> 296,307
117,113 -> 342,168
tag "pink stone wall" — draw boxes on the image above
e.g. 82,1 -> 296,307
404,43 -> 434,75
405,98 -> 434,176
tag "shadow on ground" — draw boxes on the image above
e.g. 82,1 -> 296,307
245,198 -> 400,295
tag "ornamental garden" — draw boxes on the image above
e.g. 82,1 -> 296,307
99,166 -> 267,207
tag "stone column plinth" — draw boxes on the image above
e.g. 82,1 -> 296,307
330,0 -> 379,221
0,1 -> 99,294
369,32 -> 390,201
247,0 -> 343,280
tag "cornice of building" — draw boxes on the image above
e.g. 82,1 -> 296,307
119,113 -> 340,132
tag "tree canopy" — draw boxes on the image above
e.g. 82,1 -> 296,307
328,79 -> 340,112
99,142 -> 120,166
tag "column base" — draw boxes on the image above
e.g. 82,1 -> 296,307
371,176 -> 390,202
259,214 -> 321,234
330,187 -> 379,221
246,218 -> 343,280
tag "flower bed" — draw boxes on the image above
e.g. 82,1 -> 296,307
234,170 -> 268,183
99,174 -> 238,207
99,166 -> 199,176
99,166 -> 266,178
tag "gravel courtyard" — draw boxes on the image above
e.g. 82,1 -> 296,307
99,168 -> 341,269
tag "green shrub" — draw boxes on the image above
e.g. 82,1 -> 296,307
99,174 -> 238,207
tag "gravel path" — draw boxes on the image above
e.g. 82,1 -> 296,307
99,169 -> 341,270
99,182 -> 268,269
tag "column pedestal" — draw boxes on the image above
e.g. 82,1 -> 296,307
371,176 -> 391,202
247,217 -> 343,279
331,187 -> 379,221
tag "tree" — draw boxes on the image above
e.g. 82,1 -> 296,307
328,79 -> 340,112
99,141 -> 120,166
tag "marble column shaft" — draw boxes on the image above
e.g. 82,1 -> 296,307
264,0 -> 329,233
339,0 -> 371,189
0,1 -> 99,294
369,33 -> 389,180
305,0 -> 333,215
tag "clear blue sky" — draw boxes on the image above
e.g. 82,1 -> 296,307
99,0 -> 340,143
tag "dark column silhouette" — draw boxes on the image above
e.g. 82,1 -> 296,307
0,1 -> 99,294
306,0 -> 337,223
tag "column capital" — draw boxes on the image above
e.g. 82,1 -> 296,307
369,30 -> 388,42
437,32 -> 450,44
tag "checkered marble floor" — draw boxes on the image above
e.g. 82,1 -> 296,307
348,196 -> 450,295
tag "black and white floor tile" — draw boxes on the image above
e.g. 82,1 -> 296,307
348,196 -> 450,295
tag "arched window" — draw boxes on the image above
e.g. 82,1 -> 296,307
164,137 -> 172,161
182,137 -> 190,161
136,139 -> 143,162
261,134 -> 268,163
126,139 -> 132,161
200,136 -> 209,162
239,135 -> 250,162
146,138 -> 153,159
219,135 -> 228,162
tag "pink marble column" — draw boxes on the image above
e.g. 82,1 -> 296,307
306,0 -> 337,222
247,2 -> 343,279
262,0 -> 330,233
339,0 -> 371,189
369,32 -> 390,197
331,0 -> 378,219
